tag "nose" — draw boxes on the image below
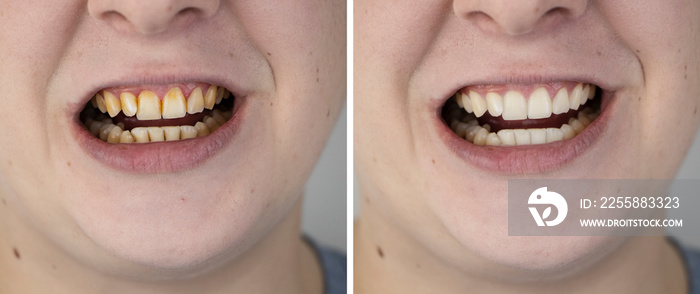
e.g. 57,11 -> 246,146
453,0 -> 588,36
88,0 -> 220,35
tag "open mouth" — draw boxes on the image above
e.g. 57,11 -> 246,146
79,83 -> 234,144
442,82 -> 602,146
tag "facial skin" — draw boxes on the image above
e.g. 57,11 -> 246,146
355,0 -> 698,293
0,1 -> 344,293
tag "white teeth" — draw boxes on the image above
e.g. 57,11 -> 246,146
96,93 -> 107,113
120,92 -> 138,117
551,88 -> 570,115
473,128 -> 489,145
502,91 -> 527,120
527,88 -> 552,119
162,88 -> 187,119
131,127 -> 150,143
187,87 -> 205,114
560,124 -> 576,139
465,125 -> 481,142
569,118 -> 585,133
513,129 -> 531,145
485,92 -> 503,117
569,84 -> 583,110
460,93 -> 474,113
162,126 -> 181,141
581,84 -> 591,106
216,87 -> 225,104
146,127 -> 165,142
119,130 -> 135,143
469,91 -> 487,117
204,86 -> 217,110
545,128 -> 564,143
577,111 -> 592,127
204,116 -> 221,132
485,133 -> 501,146
137,91 -> 162,120
99,123 -> 115,141
496,129 -> 516,146
194,121 -> 211,137
529,129 -> 547,145
180,125 -> 198,139
104,91 -> 121,118
107,125 -> 123,144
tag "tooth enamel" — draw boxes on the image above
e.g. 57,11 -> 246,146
486,92 -> 503,117
513,129 -> 531,145
131,127 -> 150,143
96,93 -> 107,113
204,116 -> 221,132
527,88 -> 552,119
588,85 -> 596,99
137,91 -> 162,120
580,84 -> 590,106
223,111 -> 233,120
552,88 -> 570,115
163,126 -> 181,141
187,87 -> 205,114
120,92 -> 138,117
194,121 -> 211,137
204,86 -> 217,110
99,123 -> 115,141
569,118 -> 585,133
461,92 -> 474,113
103,91 -> 121,117
451,121 -> 469,138
482,124 -> 491,132
486,133 -> 501,146
577,111 -> 592,126
560,124 -> 576,139
116,122 -> 125,130
216,87 -> 225,104
89,121 -> 103,136
455,93 -> 464,108
180,125 -> 198,139
465,125 -> 481,142
146,127 -> 165,142
107,126 -> 123,143
119,130 -> 135,143
496,129 -> 516,146
212,110 -> 227,125
502,91 -> 527,120
545,128 -> 564,143
569,84 -> 582,110
469,91 -> 487,117
473,128 -> 488,145
162,88 -> 187,119
529,129 -> 547,145
91,97 -> 98,108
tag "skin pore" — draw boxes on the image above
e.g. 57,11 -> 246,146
355,0 -> 700,293
0,0 -> 345,293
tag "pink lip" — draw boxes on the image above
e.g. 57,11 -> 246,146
71,78 -> 248,174
436,88 -> 616,175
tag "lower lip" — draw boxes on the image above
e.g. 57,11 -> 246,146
73,100 -> 247,174
437,92 -> 614,174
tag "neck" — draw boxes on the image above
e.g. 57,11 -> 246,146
355,202 -> 687,294
0,199 -> 323,294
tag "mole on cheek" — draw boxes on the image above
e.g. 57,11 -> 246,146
13,247 -> 20,260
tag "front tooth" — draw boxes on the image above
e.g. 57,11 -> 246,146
204,86 -> 217,110
103,91 -> 121,117
146,127 -> 165,142
95,93 -> 107,113
486,92 -> 503,117
121,92 -> 138,117
502,91 -> 527,120
163,126 -> 181,141
131,127 -> 150,143
580,84 -> 590,106
204,116 -> 221,132
560,124 -> 576,139
551,88 -> 570,115
187,87 -> 205,114
527,88 -> 552,119
485,133 -> 501,146
119,131 -> 135,143
513,129 -> 531,145
180,125 -> 198,139
137,91 -> 162,120
473,128 -> 488,145
162,88 -> 187,119
545,128 -> 564,143
469,91 -> 487,117
569,84 -> 582,110
529,128 -> 547,144
497,129 -> 516,146
215,87 -> 225,104
194,121 -> 211,137
460,92 -> 474,113
107,126 -> 123,143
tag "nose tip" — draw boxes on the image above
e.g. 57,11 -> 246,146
454,0 -> 587,36
88,0 -> 220,35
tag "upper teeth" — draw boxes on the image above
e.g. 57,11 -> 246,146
456,83 -> 595,120
91,86 -> 231,120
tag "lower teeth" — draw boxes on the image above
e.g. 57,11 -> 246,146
84,109 -> 232,144
446,104 -> 601,146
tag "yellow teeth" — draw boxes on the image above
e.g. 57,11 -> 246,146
90,86 -> 231,119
